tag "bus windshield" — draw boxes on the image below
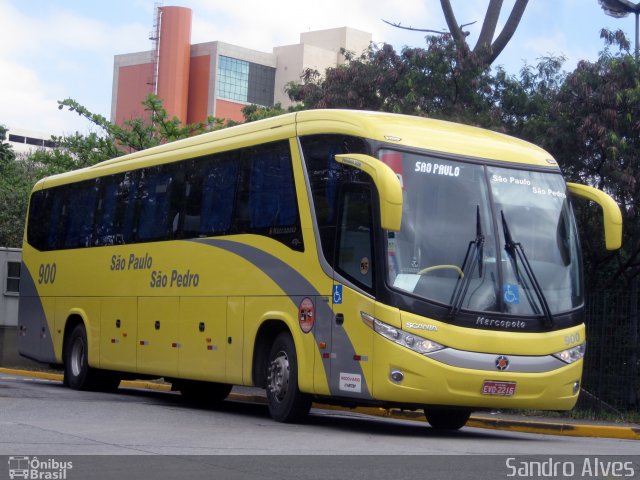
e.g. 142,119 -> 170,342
382,149 -> 583,317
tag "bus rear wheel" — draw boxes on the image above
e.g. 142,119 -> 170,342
265,332 -> 311,423
424,408 -> 471,430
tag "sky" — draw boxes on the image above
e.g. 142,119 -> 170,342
0,0 -> 636,136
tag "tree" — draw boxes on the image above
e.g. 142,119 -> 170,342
491,54 -> 567,139
444,0 -> 529,66
57,94 -> 228,160
287,37 -> 496,126
0,125 -> 15,166
0,126 -> 43,247
385,0 -> 529,68
241,103 -> 295,122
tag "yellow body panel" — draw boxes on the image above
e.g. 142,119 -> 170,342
177,297 -> 227,381
100,298 -> 137,371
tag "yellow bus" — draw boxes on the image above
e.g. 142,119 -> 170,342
18,110 -> 622,430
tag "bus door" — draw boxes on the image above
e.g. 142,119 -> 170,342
329,184 -> 376,398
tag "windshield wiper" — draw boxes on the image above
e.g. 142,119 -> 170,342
448,206 -> 485,319
500,211 -> 554,329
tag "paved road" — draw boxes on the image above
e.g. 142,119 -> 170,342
1,372 -> 638,457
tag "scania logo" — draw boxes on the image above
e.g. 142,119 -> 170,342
495,355 -> 510,371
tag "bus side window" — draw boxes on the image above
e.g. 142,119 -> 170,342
136,165 -> 182,242
95,175 -> 120,246
238,141 -> 304,251
200,155 -> 238,236
118,172 -> 138,245
27,190 -> 48,250
62,180 -> 98,249
247,144 -> 297,229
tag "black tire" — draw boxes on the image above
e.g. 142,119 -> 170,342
64,323 -> 96,390
178,381 -> 232,406
265,332 -> 311,423
424,408 -> 471,430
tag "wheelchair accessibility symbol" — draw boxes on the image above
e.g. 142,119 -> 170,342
333,284 -> 343,304
503,284 -> 520,304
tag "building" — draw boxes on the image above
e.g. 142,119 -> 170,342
111,6 -> 371,124
5,127 -> 56,155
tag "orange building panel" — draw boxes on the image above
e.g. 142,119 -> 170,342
187,55 -> 211,125
216,99 -> 245,123
115,63 -> 153,125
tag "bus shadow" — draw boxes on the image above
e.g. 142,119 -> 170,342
113,385 -> 535,441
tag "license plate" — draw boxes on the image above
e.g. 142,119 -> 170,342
481,380 -> 516,396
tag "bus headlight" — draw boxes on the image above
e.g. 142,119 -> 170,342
361,312 -> 445,355
552,343 -> 586,364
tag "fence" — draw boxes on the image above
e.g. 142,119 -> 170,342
581,290 -> 639,413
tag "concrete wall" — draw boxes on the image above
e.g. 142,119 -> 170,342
273,43 -> 337,107
300,26 -> 371,64
0,248 -> 40,368
274,27 -> 372,107
0,248 -> 20,327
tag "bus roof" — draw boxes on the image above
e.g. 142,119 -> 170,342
35,109 -> 559,190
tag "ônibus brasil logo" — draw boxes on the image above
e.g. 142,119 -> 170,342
8,456 -> 73,480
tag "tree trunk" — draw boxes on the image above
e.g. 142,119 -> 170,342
440,0 -> 529,66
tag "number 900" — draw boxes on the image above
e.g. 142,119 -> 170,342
38,263 -> 57,285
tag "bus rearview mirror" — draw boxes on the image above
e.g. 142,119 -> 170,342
566,182 -> 622,251
335,154 -> 403,231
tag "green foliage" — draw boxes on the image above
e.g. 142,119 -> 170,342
0,125 -> 15,169
241,102 -> 298,122
57,93 -> 229,160
0,127 -> 43,247
287,38 -> 496,127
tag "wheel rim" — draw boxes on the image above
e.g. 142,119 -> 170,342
267,350 -> 290,403
70,336 -> 85,377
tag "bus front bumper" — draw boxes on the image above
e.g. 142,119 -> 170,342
371,335 -> 583,411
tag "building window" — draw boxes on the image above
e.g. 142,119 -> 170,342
6,261 -> 20,294
217,56 -> 249,103
216,56 -> 275,106
248,63 -> 275,106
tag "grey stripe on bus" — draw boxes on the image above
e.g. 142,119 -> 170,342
17,263 -> 57,364
193,238 -> 371,399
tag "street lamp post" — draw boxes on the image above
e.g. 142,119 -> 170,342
599,0 -> 640,57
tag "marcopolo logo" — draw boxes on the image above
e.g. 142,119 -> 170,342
8,456 -> 73,480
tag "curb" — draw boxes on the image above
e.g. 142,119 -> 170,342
1,367 -> 638,440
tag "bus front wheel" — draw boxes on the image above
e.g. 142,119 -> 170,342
64,323 -> 95,390
265,332 -> 311,423
424,408 -> 471,430
64,323 -> 119,392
